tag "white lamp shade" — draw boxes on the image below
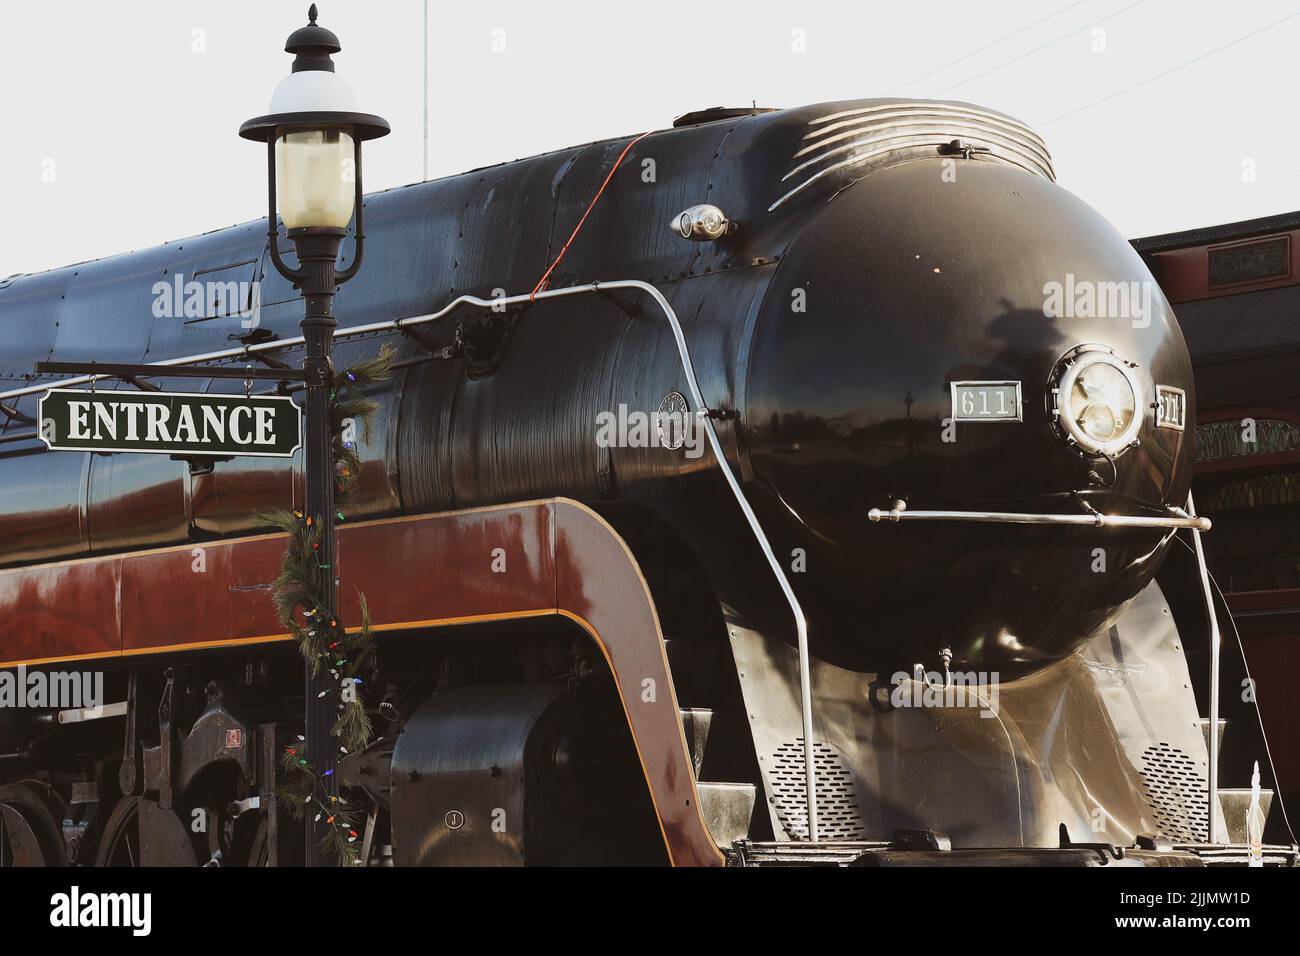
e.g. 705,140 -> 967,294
275,129 -> 355,229
269,68 -> 359,113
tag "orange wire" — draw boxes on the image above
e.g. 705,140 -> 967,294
530,131 -> 652,301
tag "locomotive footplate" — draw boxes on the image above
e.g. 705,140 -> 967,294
728,839 -> 1297,867
727,840 -> 1205,867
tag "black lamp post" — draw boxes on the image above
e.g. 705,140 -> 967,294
240,4 -> 389,867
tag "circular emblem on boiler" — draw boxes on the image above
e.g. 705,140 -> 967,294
657,391 -> 690,451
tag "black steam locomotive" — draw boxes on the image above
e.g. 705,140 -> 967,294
0,95 -> 1290,865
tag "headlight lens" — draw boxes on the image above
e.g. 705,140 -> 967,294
1052,348 -> 1144,455
1072,363 -> 1135,442
1077,400 -> 1119,441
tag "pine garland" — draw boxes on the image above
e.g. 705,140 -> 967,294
256,344 -> 394,865
330,346 -> 390,500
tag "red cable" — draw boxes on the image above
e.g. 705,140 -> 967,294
530,131 -> 652,301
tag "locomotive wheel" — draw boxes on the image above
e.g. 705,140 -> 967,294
247,818 -> 271,867
243,813 -> 305,867
0,784 -> 65,867
95,796 -> 143,867
94,796 -> 209,867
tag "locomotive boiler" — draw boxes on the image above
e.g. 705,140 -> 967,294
0,95 -> 1291,866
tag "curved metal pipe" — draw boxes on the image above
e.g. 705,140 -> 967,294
265,141 -> 307,286
335,138 -> 367,285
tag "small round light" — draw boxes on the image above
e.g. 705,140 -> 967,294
1077,403 -> 1118,441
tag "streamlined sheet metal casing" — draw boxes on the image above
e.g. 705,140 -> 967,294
0,98 -> 1193,674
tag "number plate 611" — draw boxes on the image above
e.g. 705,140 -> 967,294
951,381 -> 1023,422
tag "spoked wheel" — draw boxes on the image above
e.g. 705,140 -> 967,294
0,784 -> 65,867
247,818 -> 272,867
243,813 -> 305,867
95,796 -> 142,867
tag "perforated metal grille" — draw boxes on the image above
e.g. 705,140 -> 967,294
1139,742 -> 1210,842
768,739 -> 865,840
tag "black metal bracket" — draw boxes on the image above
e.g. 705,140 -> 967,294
395,319 -> 464,360
158,668 -> 176,811
120,375 -> 162,393
1058,822 -> 1125,861
243,348 -> 294,371
0,400 -> 34,425
118,671 -> 140,797
937,138 -> 992,160
169,454 -> 235,476
228,327 -> 279,347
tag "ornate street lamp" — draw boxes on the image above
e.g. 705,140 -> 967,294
240,4 -> 389,866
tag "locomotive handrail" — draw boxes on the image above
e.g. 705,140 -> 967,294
1186,490 -> 1222,844
867,503 -> 1211,532
4,279 -> 824,842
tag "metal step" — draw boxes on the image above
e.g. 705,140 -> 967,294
679,708 -> 712,778
697,781 -> 755,847
1218,788 -> 1274,844
1197,717 -> 1225,755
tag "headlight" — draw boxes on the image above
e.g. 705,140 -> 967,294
1051,346 -> 1144,456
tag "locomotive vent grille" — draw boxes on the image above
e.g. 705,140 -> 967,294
1138,741 -> 1210,842
768,739 -> 866,841
770,101 -> 1055,212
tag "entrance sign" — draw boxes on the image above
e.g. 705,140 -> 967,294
39,388 -> 302,457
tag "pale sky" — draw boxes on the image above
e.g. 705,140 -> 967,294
3,0 -> 1298,277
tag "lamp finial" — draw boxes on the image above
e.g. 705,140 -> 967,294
285,5 -> 341,72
